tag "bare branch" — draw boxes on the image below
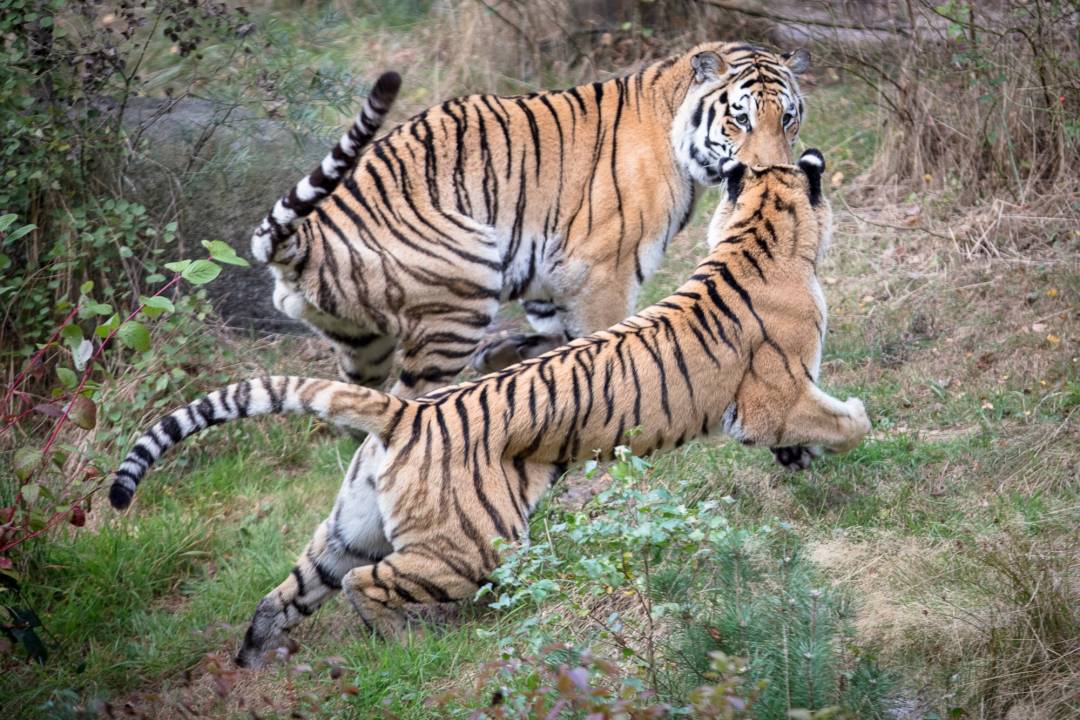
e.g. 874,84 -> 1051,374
691,0 -> 910,37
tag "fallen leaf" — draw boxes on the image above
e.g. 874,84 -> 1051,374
1031,322 -> 1047,333
830,171 -> 844,188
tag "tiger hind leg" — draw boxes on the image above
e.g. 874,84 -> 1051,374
326,330 -> 398,389
392,301 -> 500,397
341,549 -> 481,641
471,299 -> 569,373
236,442 -> 391,667
273,275 -> 397,391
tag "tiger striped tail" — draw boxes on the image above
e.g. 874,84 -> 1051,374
109,377 -> 405,510
250,70 -> 402,266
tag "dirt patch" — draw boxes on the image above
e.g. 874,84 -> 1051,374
117,646 -> 301,719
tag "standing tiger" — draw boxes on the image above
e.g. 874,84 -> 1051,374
253,42 -> 810,397
111,149 -> 871,667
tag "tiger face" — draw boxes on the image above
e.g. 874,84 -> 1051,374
674,45 -> 809,185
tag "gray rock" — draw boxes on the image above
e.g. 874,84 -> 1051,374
123,96 -> 329,335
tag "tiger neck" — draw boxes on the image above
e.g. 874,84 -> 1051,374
635,53 -> 697,127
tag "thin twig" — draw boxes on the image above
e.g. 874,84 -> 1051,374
839,194 -> 951,240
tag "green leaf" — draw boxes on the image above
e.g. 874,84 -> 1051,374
164,259 -> 191,274
20,483 -> 40,507
201,239 -> 249,267
10,623 -> 47,665
60,323 -> 83,348
0,214 -> 17,232
56,366 -> 77,390
0,253 -> 9,271
140,295 -> 174,319
77,300 -> 112,319
181,259 -> 221,285
80,280 -> 94,295
96,313 -> 121,338
118,321 -> 151,352
27,508 -> 48,532
13,449 -> 43,482
6,224 -> 36,242
144,273 -> 166,284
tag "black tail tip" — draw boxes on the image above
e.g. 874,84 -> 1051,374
798,148 -> 825,206
109,482 -> 134,510
374,71 -> 402,98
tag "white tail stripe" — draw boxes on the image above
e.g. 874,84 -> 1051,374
249,71 -> 401,266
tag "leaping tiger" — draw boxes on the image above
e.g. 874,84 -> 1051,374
111,149 -> 870,667
252,42 -> 810,398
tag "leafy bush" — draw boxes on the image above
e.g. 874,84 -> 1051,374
0,237 -> 246,662
434,644 -> 764,719
0,1 -> 257,353
0,0 -> 269,664
866,0 -> 1079,197
459,447 -> 894,718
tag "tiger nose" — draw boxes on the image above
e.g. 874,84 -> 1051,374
740,133 -> 793,165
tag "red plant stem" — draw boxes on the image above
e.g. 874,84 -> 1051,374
39,274 -> 183,456
0,488 -> 99,554
1,379 -> 64,437
2,406 -> 41,429
2,306 -> 79,412
1,273 -> 185,555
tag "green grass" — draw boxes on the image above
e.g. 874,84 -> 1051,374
3,422 -> 355,716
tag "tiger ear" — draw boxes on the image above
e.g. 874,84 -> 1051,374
721,158 -> 746,204
691,51 -> 725,83
782,48 -> 811,75
798,148 -> 825,207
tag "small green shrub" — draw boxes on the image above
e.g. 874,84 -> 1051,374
468,447 -> 894,718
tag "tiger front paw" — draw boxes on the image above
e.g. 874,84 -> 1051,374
827,398 -> 871,454
770,445 -> 823,471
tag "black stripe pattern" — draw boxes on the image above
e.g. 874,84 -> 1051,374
251,71 -> 402,265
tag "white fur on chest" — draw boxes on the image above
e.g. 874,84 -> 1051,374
807,275 -> 827,379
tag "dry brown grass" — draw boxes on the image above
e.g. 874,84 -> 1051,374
810,523 -> 1080,718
